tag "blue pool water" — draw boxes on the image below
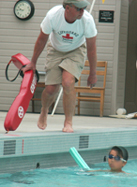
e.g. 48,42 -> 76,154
0,159 -> 137,187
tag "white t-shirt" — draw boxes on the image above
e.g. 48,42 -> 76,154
40,5 -> 97,52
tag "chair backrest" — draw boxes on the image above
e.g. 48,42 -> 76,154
78,60 -> 107,88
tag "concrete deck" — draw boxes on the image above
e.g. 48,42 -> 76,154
0,111 -> 137,134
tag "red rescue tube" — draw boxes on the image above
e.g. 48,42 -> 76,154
4,53 -> 37,131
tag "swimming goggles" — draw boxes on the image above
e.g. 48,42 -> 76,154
108,154 -> 127,162
74,6 -> 87,11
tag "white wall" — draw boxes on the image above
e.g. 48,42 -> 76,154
0,0 -> 129,116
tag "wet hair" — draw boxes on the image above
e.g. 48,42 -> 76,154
110,146 -> 128,161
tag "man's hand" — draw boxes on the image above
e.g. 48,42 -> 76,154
22,62 -> 36,74
87,74 -> 97,89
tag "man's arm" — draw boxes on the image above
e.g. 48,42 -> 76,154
86,36 -> 97,88
23,30 -> 49,73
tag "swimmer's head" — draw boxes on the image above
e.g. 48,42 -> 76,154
110,146 -> 128,162
108,146 -> 128,172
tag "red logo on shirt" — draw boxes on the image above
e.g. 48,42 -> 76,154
62,34 -> 73,39
62,34 -> 73,43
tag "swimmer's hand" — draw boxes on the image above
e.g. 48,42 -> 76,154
87,169 -> 111,173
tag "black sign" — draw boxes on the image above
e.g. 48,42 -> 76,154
99,10 -> 114,23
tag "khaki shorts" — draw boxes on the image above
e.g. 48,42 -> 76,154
44,42 -> 87,85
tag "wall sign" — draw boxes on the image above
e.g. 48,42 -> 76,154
99,10 -> 114,23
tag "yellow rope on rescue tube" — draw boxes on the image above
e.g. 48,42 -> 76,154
102,0 -> 105,3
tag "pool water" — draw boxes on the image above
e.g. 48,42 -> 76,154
0,159 -> 137,187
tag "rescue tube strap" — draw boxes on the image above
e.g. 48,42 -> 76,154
5,60 -> 39,82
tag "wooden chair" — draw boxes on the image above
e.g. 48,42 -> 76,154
75,60 -> 107,117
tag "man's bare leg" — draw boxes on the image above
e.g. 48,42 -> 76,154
62,70 -> 76,133
37,84 -> 60,130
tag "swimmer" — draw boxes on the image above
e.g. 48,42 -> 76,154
70,146 -> 129,173
88,146 -> 128,173
107,146 -> 128,173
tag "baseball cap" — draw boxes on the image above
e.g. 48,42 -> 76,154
63,0 -> 90,8
111,146 -> 128,161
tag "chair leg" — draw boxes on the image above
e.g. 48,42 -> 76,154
100,92 -> 104,117
32,99 -> 34,113
78,99 -> 80,115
